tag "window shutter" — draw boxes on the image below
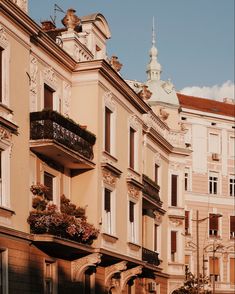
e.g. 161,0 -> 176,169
185,211 -> 189,231
129,128 -> 135,169
210,257 -> 219,275
44,84 -> 54,110
105,107 -> 111,152
171,175 -> 177,206
129,201 -> 134,223
185,255 -> 190,265
44,172 -> 53,200
104,189 -> 111,212
230,258 -> 235,284
230,216 -> 235,232
209,214 -> 218,230
171,231 -> 177,253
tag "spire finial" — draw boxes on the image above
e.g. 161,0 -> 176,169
152,16 -> 155,46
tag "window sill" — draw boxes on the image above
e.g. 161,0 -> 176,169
127,241 -> 141,251
102,151 -> 118,163
127,167 -> 141,177
102,232 -> 118,243
0,206 -> 15,217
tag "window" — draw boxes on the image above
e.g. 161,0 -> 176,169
44,172 -> 54,201
154,164 -> 159,184
208,133 -> 220,154
185,211 -> 190,235
229,136 -> 235,157
104,107 -> 112,153
104,188 -> 112,235
129,201 -> 136,243
184,169 -> 190,191
44,260 -> 57,294
209,172 -> 218,195
230,175 -> 235,197
209,213 -> 219,237
171,231 -> 177,262
230,216 -> 235,239
0,48 -> 3,103
0,147 -> 10,208
171,175 -> 178,206
230,258 -> 235,284
44,84 -> 54,110
154,224 -> 158,252
185,255 -> 190,272
0,249 -> 8,294
209,257 -> 220,282
129,127 -> 135,169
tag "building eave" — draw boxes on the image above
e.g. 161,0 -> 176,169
75,59 -> 151,114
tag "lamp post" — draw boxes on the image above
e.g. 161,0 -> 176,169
193,210 -> 222,294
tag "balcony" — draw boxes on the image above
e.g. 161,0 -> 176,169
142,247 -> 161,266
142,174 -> 162,207
30,110 -> 96,172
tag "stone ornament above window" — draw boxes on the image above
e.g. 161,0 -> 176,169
0,25 -> 8,48
43,67 -> 57,89
104,91 -> 116,112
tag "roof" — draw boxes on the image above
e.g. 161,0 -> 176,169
177,93 -> 235,117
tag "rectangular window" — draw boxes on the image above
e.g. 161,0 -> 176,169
129,127 -> 135,169
0,48 -> 3,103
230,258 -> 235,284
209,172 -> 218,195
230,175 -> 235,197
185,211 -> 190,235
171,231 -> 177,261
44,172 -> 54,201
171,175 -> 178,206
0,249 -> 8,294
154,164 -> 159,184
44,260 -> 57,294
209,133 -> 220,154
209,257 -> 220,282
185,255 -> 190,272
184,169 -> 190,191
44,84 -> 54,110
209,213 -> 219,237
129,201 -> 135,243
154,224 -> 158,252
230,216 -> 235,239
105,107 -> 112,153
104,188 -> 112,235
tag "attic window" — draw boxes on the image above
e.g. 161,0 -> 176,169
181,117 -> 187,120
211,122 -> 216,126
232,126 -> 235,129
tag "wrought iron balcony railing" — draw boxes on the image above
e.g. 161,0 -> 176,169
142,174 -> 162,206
30,110 -> 96,161
142,247 -> 161,266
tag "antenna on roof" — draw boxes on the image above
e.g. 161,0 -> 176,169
50,4 -> 65,25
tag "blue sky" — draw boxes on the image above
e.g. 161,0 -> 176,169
29,0 -> 234,98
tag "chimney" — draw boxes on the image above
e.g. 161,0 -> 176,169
41,20 -> 56,31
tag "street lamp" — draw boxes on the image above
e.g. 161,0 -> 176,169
193,210 -> 222,294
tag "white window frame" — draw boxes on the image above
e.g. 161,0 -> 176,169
209,171 -> 219,195
229,175 -> 235,197
128,198 -> 139,244
40,163 -> 61,207
184,167 -> 191,192
0,248 -> 8,294
208,211 -> 222,238
229,215 -> 235,239
0,25 -> 10,107
102,185 -> 116,236
0,144 -> 10,208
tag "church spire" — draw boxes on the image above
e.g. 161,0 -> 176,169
146,17 -> 162,81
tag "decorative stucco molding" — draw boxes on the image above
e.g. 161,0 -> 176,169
129,115 -> 141,131
0,25 -> 8,48
43,67 -> 57,89
12,0 -> 28,13
102,169 -> 117,187
0,127 -> 12,142
63,82 -> 71,117
104,91 -> 116,112
127,183 -> 140,200
120,266 -> 142,290
71,253 -> 102,282
154,152 -> 161,167
169,217 -> 183,227
153,211 -> 163,225
105,261 -> 127,286
29,56 -> 38,111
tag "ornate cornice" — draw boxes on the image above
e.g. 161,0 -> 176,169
0,24 -> 8,48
